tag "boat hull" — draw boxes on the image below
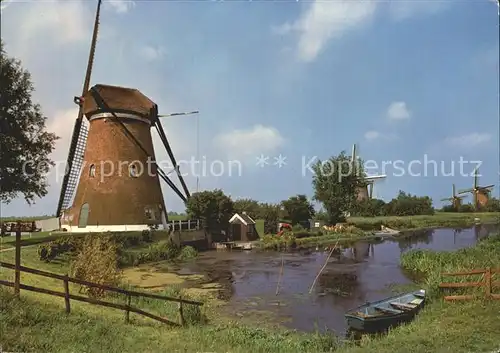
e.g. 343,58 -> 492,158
345,290 -> 426,334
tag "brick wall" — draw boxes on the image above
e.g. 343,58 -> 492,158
67,114 -> 167,226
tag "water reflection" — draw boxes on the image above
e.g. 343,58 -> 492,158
177,225 -> 499,335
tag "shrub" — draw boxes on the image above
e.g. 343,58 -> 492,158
178,246 -> 198,261
37,236 -> 80,262
70,234 -> 121,298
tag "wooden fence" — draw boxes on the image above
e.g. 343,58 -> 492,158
0,261 -> 203,326
439,267 -> 500,301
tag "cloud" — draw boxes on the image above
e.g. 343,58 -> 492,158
387,1 -> 449,21
17,0 -> 92,46
213,125 -> 285,159
105,0 -> 136,13
275,0 -> 451,63
444,133 -> 492,148
1,0 -> 13,12
387,101 -> 411,121
140,45 -> 166,61
364,130 -> 397,142
275,1 -> 377,62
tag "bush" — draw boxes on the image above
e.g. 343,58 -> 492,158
119,241 -> 183,267
351,191 -> 434,217
38,236 -> 80,262
70,234 -> 122,298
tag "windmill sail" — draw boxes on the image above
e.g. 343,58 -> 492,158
56,0 -> 102,217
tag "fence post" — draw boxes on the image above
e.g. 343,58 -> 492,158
63,274 -> 71,314
14,221 -> 21,298
178,297 -> 185,326
188,220 -> 191,230
485,267 -> 492,299
125,294 -> 131,323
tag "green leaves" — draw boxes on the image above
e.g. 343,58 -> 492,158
0,40 -> 58,204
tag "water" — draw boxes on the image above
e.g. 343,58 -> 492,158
176,225 -> 499,334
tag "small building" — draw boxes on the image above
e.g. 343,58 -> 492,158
229,212 -> 258,242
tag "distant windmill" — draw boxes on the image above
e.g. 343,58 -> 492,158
458,167 -> 494,210
440,184 -> 466,209
351,144 -> 387,201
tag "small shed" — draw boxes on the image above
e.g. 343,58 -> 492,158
229,212 -> 258,242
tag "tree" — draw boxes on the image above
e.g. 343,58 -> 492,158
281,194 -> 315,226
0,41 -> 58,204
233,198 -> 261,220
185,189 -> 234,232
384,191 -> 434,216
259,203 -> 281,234
311,151 -> 365,225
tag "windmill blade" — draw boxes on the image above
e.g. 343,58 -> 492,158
458,188 -> 474,194
479,184 -> 495,190
452,184 -> 456,197
441,197 -> 453,202
364,174 -> 387,181
56,0 -> 102,217
456,195 -> 467,199
474,167 -> 479,189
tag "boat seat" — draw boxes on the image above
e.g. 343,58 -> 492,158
374,305 -> 402,314
390,302 -> 416,311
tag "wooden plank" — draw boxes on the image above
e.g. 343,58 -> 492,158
491,281 -> 500,287
0,262 -> 203,306
63,274 -> 71,314
443,295 -> 475,301
485,267 -> 492,297
0,279 -> 180,327
491,294 -> 500,300
439,281 -> 484,288
442,269 -> 486,276
14,224 -> 21,297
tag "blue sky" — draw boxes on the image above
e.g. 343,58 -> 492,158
1,0 -> 498,217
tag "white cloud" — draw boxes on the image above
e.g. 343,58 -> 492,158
275,1 -> 377,62
387,1 -> 449,21
364,130 -> 397,142
18,1 -> 92,46
105,0 -> 136,14
213,125 -> 285,159
46,109 -> 81,163
140,45 -> 166,61
444,133 -> 492,148
364,130 -> 381,141
275,0 -> 451,63
387,101 -> 411,121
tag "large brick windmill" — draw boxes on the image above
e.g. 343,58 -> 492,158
56,0 -> 195,232
351,144 -> 386,201
457,167 -> 494,210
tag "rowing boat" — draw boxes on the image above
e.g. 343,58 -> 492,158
345,289 -> 426,333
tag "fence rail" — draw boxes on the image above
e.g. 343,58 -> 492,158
439,267 -> 500,301
0,261 -> 203,326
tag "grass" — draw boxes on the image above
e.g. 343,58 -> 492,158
0,215 -> 55,222
348,212 -> 500,231
0,239 -> 339,353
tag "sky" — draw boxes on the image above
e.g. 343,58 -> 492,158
1,0 -> 499,217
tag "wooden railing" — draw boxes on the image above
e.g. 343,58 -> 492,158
167,219 -> 201,231
0,261 -> 203,326
439,267 -> 500,301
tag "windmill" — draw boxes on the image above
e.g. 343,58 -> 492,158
351,144 -> 387,201
440,184 -> 466,209
57,0 -> 196,232
457,167 -> 494,210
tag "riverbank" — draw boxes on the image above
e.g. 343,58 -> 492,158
258,212 -> 500,250
333,234 -> 500,353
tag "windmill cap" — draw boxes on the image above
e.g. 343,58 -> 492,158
82,84 -> 157,119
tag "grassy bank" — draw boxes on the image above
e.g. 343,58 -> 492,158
348,212 -> 500,231
0,236 -> 339,353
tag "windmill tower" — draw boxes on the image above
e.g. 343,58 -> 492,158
440,184 -> 466,209
457,167 -> 494,210
351,144 -> 387,201
57,0 -> 193,232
